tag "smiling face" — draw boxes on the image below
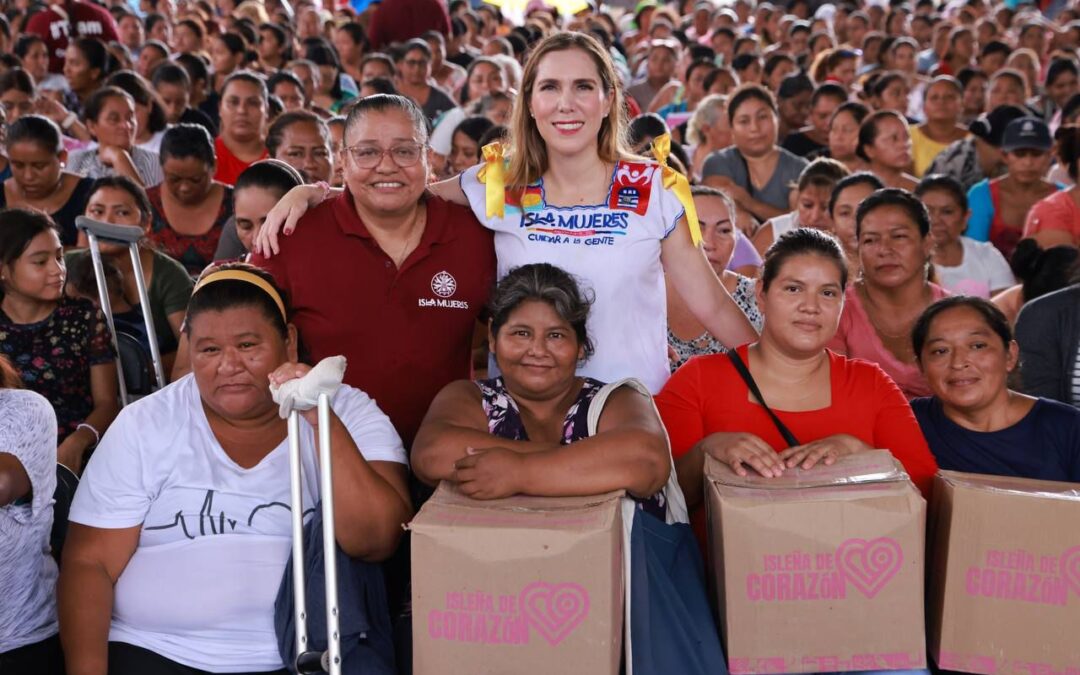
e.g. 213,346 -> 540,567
919,304 -> 1016,414
491,299 -> 583,400
757,253 -> 845,357
189,305 -> 297,422
527,47 -> 612,163
858,204 -> 931,289
2,229 -> 65,304
341,109 -> 428,218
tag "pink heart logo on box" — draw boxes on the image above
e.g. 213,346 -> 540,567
1061,546 -> 1080,596
519,582 -> 590,646
836,537 -> 903,598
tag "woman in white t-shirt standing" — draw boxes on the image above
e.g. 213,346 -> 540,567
256,33 -> 757,394
59,263 -> 412,675
917,175 -> 1014,299
0,355 -> 62,675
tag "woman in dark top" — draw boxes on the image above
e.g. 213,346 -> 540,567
145,124 -> 233,275
0,209 -> 118,472
73,176 -> 194,373
0,115 -> 95,246
412,263 -> 670,515
912,296 -> 1080,482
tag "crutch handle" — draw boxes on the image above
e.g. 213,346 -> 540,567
296,651 -> 329,674
76,216 -> 145,244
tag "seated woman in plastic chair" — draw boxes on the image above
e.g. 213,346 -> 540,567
411,262 -> 671,515
59,262 -> 412,675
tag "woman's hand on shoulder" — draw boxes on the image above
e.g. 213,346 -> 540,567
33,95 -> 68,124
452,446 -> 526,500
253,184 -> 335,257
778,433 -> 870,471
697,431 -> 785,478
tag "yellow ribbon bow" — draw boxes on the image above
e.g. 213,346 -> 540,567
651,133 -> 701,246
478,141 -> 507,219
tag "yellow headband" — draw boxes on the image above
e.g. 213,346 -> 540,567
192,269 -> 288,323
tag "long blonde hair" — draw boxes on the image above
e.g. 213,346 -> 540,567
506,32 -> 638,188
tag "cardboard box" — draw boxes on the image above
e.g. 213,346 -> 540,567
409,483 -> 624,675
705,449 -> 927,674
929,471 -> 1080,674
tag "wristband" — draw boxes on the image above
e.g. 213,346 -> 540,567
61,111 -> 78,130
314,180 -> 332,201
76,422 -> 100,447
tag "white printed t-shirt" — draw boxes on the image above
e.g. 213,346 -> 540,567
460,161 -> 685,393
0,389 -> 58,654
69,375 -> 406,673
934,236 -> 1016,299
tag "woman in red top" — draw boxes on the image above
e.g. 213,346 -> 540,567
655,227 -> 937,548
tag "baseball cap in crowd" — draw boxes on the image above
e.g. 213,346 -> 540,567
968,105 -> 1028,147
777,73 -> 814,100
1000,117 -> 1053,153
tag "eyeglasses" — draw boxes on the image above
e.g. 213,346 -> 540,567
344,143 -> 425,168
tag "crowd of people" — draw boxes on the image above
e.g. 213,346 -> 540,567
2,0 -> 1080,672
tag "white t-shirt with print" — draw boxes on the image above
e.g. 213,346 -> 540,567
69,375 -> 406,673
461,161 -> 685,393
934,236 -> 1016,299
0,389 -> 58,654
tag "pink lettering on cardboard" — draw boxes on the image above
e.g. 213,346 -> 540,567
426,582 -> 590,647
962,545 -> 1080,607
744,538 -> 903,602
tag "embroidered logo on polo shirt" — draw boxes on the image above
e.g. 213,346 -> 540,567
431,271 -> 457,298
419,271 -> 469,309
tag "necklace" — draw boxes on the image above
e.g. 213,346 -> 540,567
390,207 -> 426,268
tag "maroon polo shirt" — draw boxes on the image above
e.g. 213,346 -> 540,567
254,191 -> 495,448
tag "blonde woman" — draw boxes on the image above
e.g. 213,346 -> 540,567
685,94 -> 731,182
254,32 -> 757,393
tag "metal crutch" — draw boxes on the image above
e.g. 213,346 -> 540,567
288,393 -> 342,675
75,216 -> 167,406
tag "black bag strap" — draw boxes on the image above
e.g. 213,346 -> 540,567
737,150 -> 756,199
727,350 -> 801,448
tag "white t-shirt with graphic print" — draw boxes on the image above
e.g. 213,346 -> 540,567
461,161 -> 685,393
69,375 -> 406,673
